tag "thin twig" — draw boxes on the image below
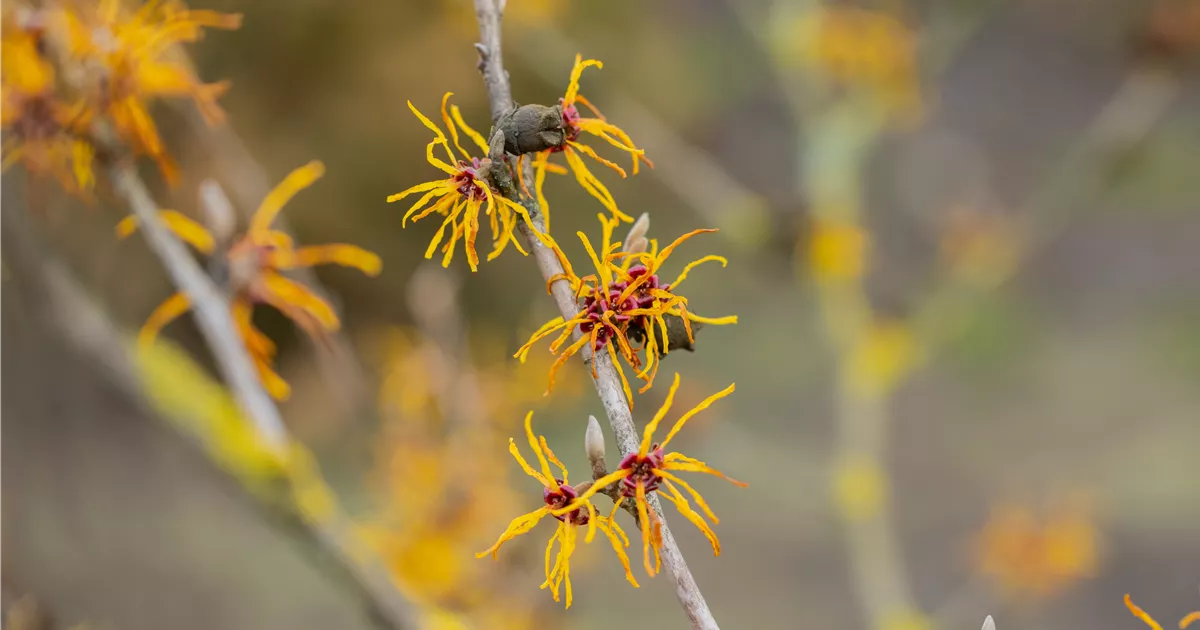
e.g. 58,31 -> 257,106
470,1 -> 721,628
108,162 -> 419,630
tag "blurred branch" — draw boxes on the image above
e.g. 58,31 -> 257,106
405,263 -> 490,473
106,161 -> 420,630
471,1 -> 721,628
1,188 -> 137,392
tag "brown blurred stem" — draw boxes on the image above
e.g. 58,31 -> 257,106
471,1 -> 721,628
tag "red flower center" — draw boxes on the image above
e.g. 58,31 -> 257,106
617,447 -> 666,498
548,100 -> 582,153
545,482 -> 588,524
451,158 -> 488,201
577,265 -> 666,351
11,94 -> 66,141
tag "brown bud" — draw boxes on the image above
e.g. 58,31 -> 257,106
628,314 -> 705,358
497,103 -> 566,155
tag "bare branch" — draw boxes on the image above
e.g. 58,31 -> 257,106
470,2 -> 720,627
108,163 -> 419,630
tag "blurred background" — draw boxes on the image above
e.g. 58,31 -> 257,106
4,0 -> 1200,629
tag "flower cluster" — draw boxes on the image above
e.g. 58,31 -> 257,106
389,55 -> 652,270
0,1 -> 240,192
480,373 -> 744,601
477,412 -> 637,608
119,161 -> 381,400
973,500 -> 1099,601
529,54 -> 652,230
387,93 -> 541,271
516,214 -> 737,404
1,6 -> 95,196
555,374 -> 744,575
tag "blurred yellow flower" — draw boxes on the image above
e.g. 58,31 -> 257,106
939,206 -> 1021,287
388,93 -> 541,271
531,54 -> 652,229
59,0 -> 241,183
808,218 -> 869,283
478,412 -> 637,608
974,501 -> 1100,600
119,161 -> 381,400
366,325 -> 570,627
846,319 -> 922,397
0,7 -> 94,196
1125,594 -> 1200,630
516,214 -> 736,403
783,6 -> 922,120
560,374 -> 746,577
833,455 -> 886,522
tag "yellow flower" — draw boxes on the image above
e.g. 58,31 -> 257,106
783,6 -> 921,120
530,54 -> 652,229
516,214 -> 736,404
477,412 -> 638,608
387,93 -> 540,272
846,319 -> 921,397
59,0 -> 241,184
0,7 -> 95,196
557,374 -> 746,577
1125,594 -> 1200,630
973,501 -> 1099,601
808,218 -> 868,283
118,161 -> 381,400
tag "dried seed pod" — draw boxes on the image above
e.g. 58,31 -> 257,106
628,314 -> 705,358
497,103 -> 566,155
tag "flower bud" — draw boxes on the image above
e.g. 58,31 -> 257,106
199,179 -> 236,246
623,213 -> 650,254
585,415 -> 606,467
982,616 -> 995,630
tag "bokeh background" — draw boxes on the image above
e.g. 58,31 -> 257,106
4,0 -> 1200,629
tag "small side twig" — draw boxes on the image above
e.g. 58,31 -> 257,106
470,2 -> 721,628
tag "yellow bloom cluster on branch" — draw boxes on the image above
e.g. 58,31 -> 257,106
476,412 -> 637,608
480,374 -> 744,600
517,214 -> 737,404
388,93 -> 540,271
0,0 -> 240,192
530,54 -> 652,230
